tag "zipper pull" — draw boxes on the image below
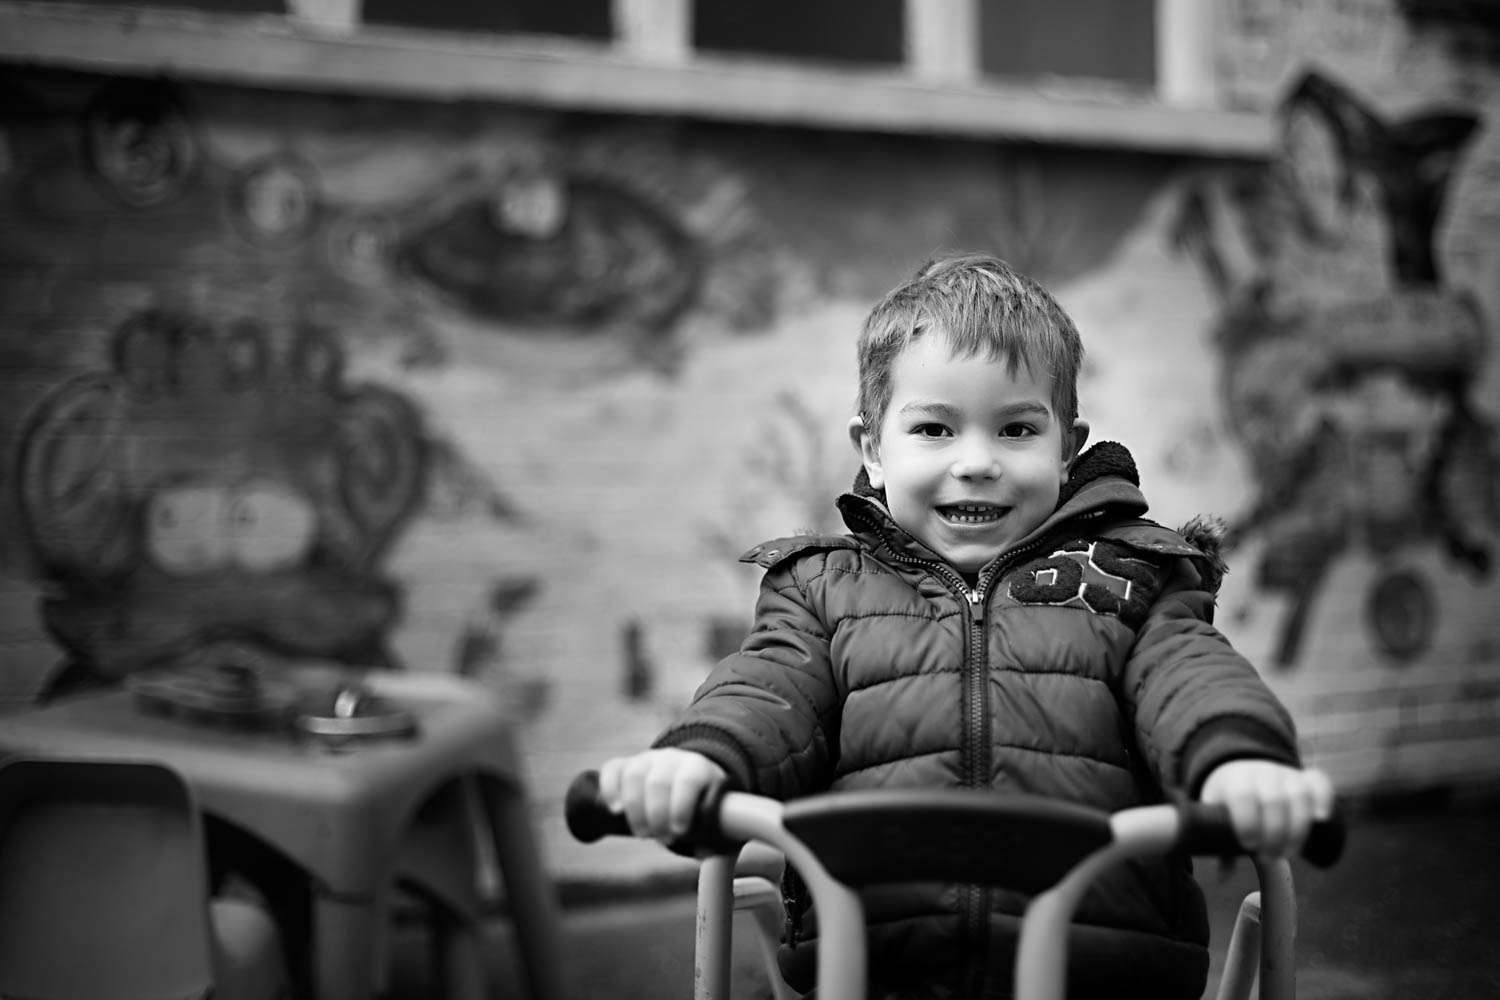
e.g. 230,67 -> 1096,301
969,588 -> 985,621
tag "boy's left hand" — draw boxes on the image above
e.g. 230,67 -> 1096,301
1199,760 -> 1335,857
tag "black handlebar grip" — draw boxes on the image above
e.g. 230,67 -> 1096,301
1178,802 -> 1347,869
565,769 -> 632,843
564,768 -> 739,855
1177,802 -> 1243,858
1300,810 -> 1347,868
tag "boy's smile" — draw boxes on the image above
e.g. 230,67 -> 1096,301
939,503 -> 1008,524
852,334 -> 1087,575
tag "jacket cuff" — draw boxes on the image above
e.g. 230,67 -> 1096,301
1180,717 -> 1301,798
652,725 -> 759,793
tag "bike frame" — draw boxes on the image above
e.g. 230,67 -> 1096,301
693,794 -> 1298,1000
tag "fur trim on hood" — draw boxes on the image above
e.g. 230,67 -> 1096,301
1177,514 -> 1231,595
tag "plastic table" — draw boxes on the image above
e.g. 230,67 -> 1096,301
0,670 -> 566,1000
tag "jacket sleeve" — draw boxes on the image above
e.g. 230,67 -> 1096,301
651,555 -> 842,798
1120,558 -> 1301,798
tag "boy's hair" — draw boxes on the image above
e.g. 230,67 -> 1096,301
855,253 -> 1084,443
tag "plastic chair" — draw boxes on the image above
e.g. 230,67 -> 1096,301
0,756 -> 291,1000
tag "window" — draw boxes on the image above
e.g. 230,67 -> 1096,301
54,0 -> 282,13
978,0 -> 1157,88
692,0 -> 905,67
361,0 -> 612,38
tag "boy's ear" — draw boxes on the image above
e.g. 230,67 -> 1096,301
1062,419 -> 1090,479
848,416 -> 884,489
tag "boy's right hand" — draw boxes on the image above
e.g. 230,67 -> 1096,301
598,748 -> 728,842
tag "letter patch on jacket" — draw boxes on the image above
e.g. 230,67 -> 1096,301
1008,540 -> 1161,629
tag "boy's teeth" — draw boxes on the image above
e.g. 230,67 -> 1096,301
945,504 -> 1002,523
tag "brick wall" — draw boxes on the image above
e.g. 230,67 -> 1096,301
1,2 -> 1498,878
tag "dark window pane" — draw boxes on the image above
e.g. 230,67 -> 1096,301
362,0 -> 612,38
978,0 -> 1156,87
57,0 -> 282,14
693,0 -> 904,66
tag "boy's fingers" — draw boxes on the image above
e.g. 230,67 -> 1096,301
618,758 -> 653,837
644,764 -> 677,837
1286,771 -> 1334,851
1306,768 -> 1336,820
1283,790 -> 1315,852
595,750 -> 726,841
1221,788 -> 1263,852
598,759 -> 623,812
1199,762 -> 1340,858
668,768 -> 704,836
1253,778 -> 1290,853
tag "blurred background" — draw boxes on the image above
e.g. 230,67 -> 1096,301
1,0 -> 1497,995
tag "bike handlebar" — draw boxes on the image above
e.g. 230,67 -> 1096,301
564,769 -> 1346,869
563,770 -> 632,842
1177,797 -> 1346,868
564,768 -> 739,855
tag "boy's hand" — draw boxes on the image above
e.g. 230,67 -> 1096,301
598,748 -> 728,843
1199,760 -> 1335,857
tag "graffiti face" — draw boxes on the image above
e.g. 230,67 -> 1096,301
1183,71 -> 1496,667
16,310 -> 427,687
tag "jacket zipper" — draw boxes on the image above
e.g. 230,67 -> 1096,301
846,503 -> 1105,999
852,518 -> 1043,998
958,540 -> 1046,999
956,513 -> 1109,997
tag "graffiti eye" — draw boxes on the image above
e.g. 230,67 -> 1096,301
146,486 -> 229,575
490,174 -> 567,239
232,501 -> 257,529
83,81 -> 200,209
227,482 -> 315,572
397,177 -> 699,334
231,154 -> 322,247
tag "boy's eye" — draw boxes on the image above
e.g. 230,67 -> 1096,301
1000,424 -> 1037,439
911,423 -> 951,438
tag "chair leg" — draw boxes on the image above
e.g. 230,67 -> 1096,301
210,897 -> 293,1000
481,779 -> 568,1000
432,912 -> 490,1000
311,895 -> 382,1000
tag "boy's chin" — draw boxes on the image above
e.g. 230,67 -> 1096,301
939,544 -> 1003,576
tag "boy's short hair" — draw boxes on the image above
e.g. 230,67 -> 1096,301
855,253 -> 1084,443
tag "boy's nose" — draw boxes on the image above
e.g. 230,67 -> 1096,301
950,440 -> 1001,480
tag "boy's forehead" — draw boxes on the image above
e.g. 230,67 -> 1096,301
887,335 -> 1049,386
883,338 -> 1057,412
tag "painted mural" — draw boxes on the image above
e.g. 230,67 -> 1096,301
15,307 -> 426,694
1179,69 -> 1497,669
1,0 -> 1498,882
0,70 -> 795,717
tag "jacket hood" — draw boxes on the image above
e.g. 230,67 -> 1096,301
840,440 -> 1150,548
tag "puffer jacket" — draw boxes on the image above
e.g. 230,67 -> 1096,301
654,442 -> 1301,1000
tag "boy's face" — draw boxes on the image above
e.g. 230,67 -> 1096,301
851,335 -> 1087,574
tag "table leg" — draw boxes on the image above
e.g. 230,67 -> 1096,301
483,780 -> 568,1000
311,894 -> 381,1000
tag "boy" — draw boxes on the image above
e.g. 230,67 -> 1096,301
600,253 -> 1334,999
